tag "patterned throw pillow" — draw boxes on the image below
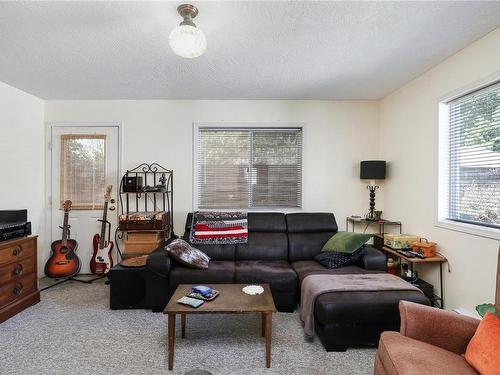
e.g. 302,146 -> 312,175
314,246 -> 366,269
166,239 -> 210,269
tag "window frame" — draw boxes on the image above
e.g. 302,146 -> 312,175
436,75 -> 500,240
193,122 -> 305,211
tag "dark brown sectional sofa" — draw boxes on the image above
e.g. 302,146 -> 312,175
136,212 -> 429,350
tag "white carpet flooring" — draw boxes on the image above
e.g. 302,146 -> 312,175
0,279 -> 376,375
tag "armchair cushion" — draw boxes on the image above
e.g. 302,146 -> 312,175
399,301 -> 480,354
377,331 -> 477,375
465,312 -> 500,375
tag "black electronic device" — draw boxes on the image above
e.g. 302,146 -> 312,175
0,209 -> 32,242
123,176 -> 143,192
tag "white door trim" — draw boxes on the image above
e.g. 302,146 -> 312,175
44,121 -> 123,272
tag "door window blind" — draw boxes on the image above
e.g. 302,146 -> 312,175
197,127 -> 302,209
448,82 -> 500,228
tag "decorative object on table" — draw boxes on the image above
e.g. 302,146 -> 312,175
44,200 -> 81,278
158,173 -> 168,193
476,303 -> 496,317
166,238 -> 210,269
169,4 -> 207,59
322,232 -> 372,253
176,296 -> 204,308
314,246 -> 366,269
360,160 -> 386,221
242,285 -> 264,295
384,234 -> 420,250
190,211 -> 248,245
187,287 -> 219,302
411,238 -> 437,258
192,285 -> 213,297
119,255 -> 148,268
90,185 -> 114,275
374,210 -> 383,220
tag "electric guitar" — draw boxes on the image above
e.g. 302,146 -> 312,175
90,185 -> 114,275
45,200 -> 81,278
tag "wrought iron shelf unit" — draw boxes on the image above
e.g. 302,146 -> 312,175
114,163 -> 174,258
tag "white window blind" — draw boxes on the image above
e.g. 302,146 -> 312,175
448,82 -> 500,229
196,127 -> 302,209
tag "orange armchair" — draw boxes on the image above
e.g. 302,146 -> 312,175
374,249 -> 499,375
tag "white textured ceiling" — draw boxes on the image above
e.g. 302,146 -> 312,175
0,1 -> 499,100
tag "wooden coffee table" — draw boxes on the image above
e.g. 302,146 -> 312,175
163,283 -> 277,370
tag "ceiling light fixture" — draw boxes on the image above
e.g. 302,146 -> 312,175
169,4 -> 207,59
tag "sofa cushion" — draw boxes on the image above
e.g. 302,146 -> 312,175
234,260 -> 297,293
248,212 -> 286,232
288,232 -> 336,262
169,261 -> 235,291
377,331 -> 477,375
292,260 -> 370,284
315,290 -> 430,325
236,232 -> 288,260
286,212 -> 338,233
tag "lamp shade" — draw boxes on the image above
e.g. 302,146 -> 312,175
360,160 -> 386,180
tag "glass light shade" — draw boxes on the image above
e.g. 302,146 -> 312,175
169,24 -> 207,58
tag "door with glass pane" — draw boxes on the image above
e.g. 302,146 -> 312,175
49,125 -> 120,274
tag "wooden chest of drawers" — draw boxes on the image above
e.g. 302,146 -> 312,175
0,236 -> 40,323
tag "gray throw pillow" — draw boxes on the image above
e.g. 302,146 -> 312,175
166,239 -> 210,269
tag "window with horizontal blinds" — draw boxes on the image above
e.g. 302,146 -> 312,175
197,127 -> 302,209
448,82 -> 500,228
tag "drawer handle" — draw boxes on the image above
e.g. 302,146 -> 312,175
12,246 -> 23,257
13,283 -> 23,296
12,264 -> 23,277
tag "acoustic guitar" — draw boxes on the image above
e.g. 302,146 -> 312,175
90,185 -> 114,275
44,200 -> 81,278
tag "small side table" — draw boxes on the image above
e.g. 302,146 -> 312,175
346,217 -> 402,234
381,246 -> 448,308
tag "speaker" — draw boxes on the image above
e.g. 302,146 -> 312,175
109,265 -> 146,309
123,176 -> 143,193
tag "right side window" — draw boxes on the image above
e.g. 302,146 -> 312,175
446,82 -> 500,229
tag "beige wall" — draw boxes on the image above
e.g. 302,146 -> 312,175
44,99 -> 380,245
379,28 -> 500,314
0,81 -> 45,274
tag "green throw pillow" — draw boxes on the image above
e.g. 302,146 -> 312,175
322,232 -> 372,254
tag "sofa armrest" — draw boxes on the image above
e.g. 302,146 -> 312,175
399,301 -> 480,354
146,239 -> 173,277
356,245 -> 387,271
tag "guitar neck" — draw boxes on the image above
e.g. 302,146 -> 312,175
62,211 -> 69,246
99,201 -> 109,249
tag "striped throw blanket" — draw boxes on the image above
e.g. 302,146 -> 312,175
190,211 -> 248,245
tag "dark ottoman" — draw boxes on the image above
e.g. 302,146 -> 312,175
314,289 -> 430,351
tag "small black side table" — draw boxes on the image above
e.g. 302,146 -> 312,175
346,217 -> 402,234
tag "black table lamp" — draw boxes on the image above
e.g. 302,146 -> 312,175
360,160 -> 386,221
